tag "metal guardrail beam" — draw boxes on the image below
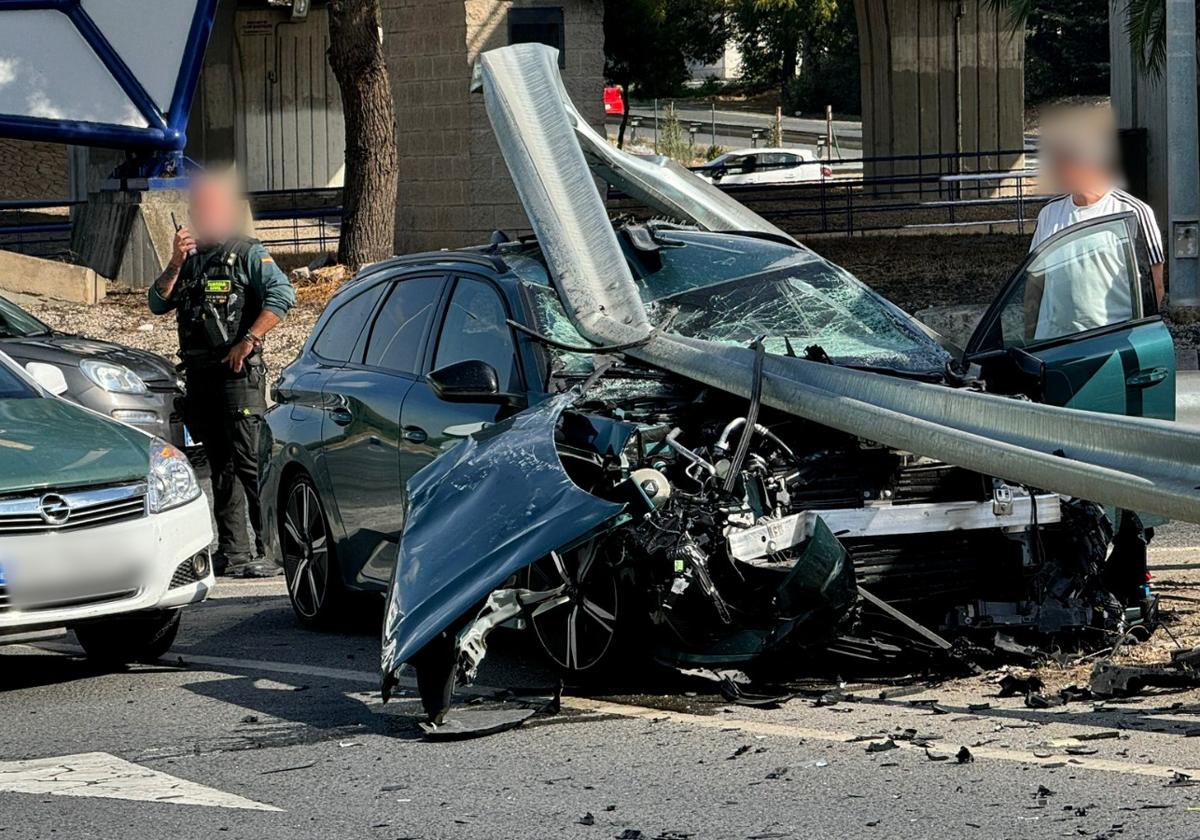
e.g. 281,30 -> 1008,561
479,42 -> 1200,526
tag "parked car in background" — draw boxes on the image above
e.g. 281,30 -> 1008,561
0,350 -> 213,663
0,294 -> 189,451
603,85 -> 625,116
696,147 -> 833,185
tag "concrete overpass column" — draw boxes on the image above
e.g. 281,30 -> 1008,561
853,0 -> 1024,189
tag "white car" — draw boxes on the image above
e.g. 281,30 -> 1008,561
0,351 -> 213,662
697,147 -> 833,186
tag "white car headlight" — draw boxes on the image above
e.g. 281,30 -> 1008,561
81,359 -> 148,395
148,438 -> 201,513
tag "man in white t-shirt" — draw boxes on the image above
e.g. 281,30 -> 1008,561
1025,107 -> 1165,341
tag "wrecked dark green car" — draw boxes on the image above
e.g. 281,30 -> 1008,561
361,218 -> 1170,723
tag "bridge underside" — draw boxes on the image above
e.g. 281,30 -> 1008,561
853,0 -> 1025,180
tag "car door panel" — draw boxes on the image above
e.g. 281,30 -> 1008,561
966,212 -> 1175,421
320,368 -> 415,581
319,274 -> 445,589
393,274 -> 524,526
1032,321 -> 1175,419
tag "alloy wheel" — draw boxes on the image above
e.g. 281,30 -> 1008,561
281,479 -> 331,621
526,538 -> 619,672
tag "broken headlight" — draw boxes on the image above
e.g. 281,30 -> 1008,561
147,438 -> 201,513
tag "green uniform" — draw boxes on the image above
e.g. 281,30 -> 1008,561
148,238 -> 295,569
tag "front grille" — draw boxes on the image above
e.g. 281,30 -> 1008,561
848,530 -> 1024,608
170,559 -> 199,588
0,483 -> 148,536
892,462 -> 989,505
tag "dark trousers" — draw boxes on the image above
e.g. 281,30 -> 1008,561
185,361 -> 267,565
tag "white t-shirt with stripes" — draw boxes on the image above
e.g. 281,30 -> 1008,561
1030,189 -> 1165,263
1028,190 -> 1164,339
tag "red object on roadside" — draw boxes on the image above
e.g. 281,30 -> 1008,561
604,85 -> 625,116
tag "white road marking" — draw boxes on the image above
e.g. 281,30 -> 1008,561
1149,546 -> 1200,557
178,652 -> 380,684
29,646 -> 1200,781
563,697 -> 1200,781
0,752 -> 280,811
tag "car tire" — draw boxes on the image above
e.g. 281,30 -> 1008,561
280,473 -> 344,628
523,536 -> 626,677
74,609 -> 181,665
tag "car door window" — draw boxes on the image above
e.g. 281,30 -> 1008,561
433,277 -> 520,391
975,215 -> 1145,352
312,283 -> 386,363
365,276 -> 443,373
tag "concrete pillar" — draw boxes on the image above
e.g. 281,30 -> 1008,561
382,0 -> 605,253
853,0 -> 1025,187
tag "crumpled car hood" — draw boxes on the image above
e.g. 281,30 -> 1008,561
381,393 -> 623,694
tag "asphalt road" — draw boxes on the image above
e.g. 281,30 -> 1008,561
3,537 -> 1200,840
0,377 -> 1196,839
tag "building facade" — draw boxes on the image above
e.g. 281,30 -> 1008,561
382,0 -> 605,252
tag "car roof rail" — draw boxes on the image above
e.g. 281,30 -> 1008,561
359,249 -> 510,278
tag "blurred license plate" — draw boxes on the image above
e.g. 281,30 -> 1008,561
3,549 -> 145,610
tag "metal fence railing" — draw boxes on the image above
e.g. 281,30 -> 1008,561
0,199 -> 80,259
0,149 -> 1048,262
247,188 -> 341,254
609,147 -> 1050,237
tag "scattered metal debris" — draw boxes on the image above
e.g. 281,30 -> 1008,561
1090,648 -> 1200,698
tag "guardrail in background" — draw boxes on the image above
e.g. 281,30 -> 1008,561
0,150 -> 1048,259
0,200 -> 81,259
610,146 -> 1050,237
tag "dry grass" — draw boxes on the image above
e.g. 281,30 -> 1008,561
292,265 -> 352,307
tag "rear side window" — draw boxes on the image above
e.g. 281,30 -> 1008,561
365,277 -> 443,374
313,284 -> 386,363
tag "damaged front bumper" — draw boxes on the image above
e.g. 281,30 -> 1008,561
727,492 -> 1061,565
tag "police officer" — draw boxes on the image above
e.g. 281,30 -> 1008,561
148,173 -> 296,578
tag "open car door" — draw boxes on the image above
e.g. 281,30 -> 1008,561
964,212 -> 1175,421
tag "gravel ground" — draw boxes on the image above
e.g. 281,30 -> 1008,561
23,288 -> 323,377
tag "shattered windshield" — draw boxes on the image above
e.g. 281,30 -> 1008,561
519,231 -> 948,376
647,261 -> 948,372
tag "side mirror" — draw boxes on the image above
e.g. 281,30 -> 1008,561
25,362 -> 68,396
428,360 -> 503,403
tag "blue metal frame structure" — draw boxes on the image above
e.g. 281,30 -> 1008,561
0,0 -> 218,151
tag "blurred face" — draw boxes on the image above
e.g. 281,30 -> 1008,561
1038,106 -> 1116,199
188,176 -> 239,245
1043,147 -> 1110,198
